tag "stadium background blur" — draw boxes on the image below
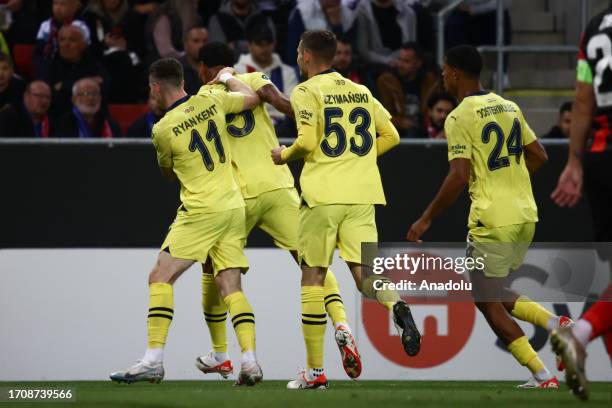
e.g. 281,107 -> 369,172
0,0 -> 611,399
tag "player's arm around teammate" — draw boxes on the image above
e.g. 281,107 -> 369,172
256,82 -> 294,117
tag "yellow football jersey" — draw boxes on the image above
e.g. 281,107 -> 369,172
198,72 -> 294,198
152,93 -> 245,213
446,91 -> 538,229
289,70 -> 392,206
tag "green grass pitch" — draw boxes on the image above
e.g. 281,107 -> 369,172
0,381 -> 610,408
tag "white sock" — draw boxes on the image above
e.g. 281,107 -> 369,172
534,367 -> 553,382
241,350 -> 257,364
142,348 -> 163,364
213,352 -> 229,362
546,316 -> 560,331
572,319 -> 592,346
335,322 -> 351,331
307,367 -> 324,380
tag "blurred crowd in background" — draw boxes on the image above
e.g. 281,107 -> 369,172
0,0 -> 571,139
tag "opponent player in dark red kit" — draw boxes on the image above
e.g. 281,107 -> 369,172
551,5 -> 612,401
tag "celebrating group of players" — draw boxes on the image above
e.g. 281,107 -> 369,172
108,20 -> 612,395
109,30 -> 420,389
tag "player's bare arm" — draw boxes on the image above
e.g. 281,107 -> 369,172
257,84 -> 294,117
407,158 -> 470,242
551,81 -> 595,208
208,67 -> 261,111
159,166 -> 177,182
524,140 -> 548,175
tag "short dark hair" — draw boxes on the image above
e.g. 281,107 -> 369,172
336,34 -> 352,46
149,58 -> 184,88
246,22 -> 274,44
401,41 -> 424,60
199,41 -> 235,68
0,52 -> 13,68
444,45 -> 483,78
560,101 -> 573,115
427,92 -> 457,110
183,24 -> 206,42
301,30 -> 337,63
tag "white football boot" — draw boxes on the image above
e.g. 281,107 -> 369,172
109,360 -> 164,384
195,351 -> 233,379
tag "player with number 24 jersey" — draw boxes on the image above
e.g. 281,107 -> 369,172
446,91 -> 538,230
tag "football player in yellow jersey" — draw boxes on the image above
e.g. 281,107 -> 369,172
110,58 -> 264,386
191,42 -> 363,380
272,30 -> 421,390
407,45 -> 572,389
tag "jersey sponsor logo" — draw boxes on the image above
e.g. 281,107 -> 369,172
172,105 -> 218,136
476,103 -> 517,119
299,109 -> 313,121
449,143 -> 467,155
363,255 -> 476,368
323,92 -> 369,105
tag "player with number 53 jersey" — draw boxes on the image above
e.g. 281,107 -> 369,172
274,30 -> 421,391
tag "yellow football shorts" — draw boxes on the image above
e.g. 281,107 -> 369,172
298,204 -> 377,267
468,222 -> 535,278
244,187 -> 300,250
160,207 -> 249,275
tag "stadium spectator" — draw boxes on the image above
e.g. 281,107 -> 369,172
333,36 -> 364,84
179,25 -> 208,95
0,51 -> 24,112
235,23 -> 297,127
83,0 -> 141,58
54,77 -> 120,137
355,0 -> 417,66
39,24 -> 109,117
444,0 -> 512,81
423,91 -> 456,139
128,0 -> 163,59
542,101 -> 572,139
145,0 -> 200,61
285,0 -> 358,66
1,0 -> 40,45
376,41 -> 441,136
126,92 -> 162,138
0,80 -> 52,138
83,0 -> 143,102
208,0 -> 275,57
198,0 -> 222,26
34,0 -> 90,76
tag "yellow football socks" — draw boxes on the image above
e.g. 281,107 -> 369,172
508,336 -> 546,374
224,291 -> 256,352
301,286 -> 326,369
511,295 -> 555,329
361,275 -> 401,311
202,272 -> 228,353
323,270 -> 347,326
147,283 -> 174,348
